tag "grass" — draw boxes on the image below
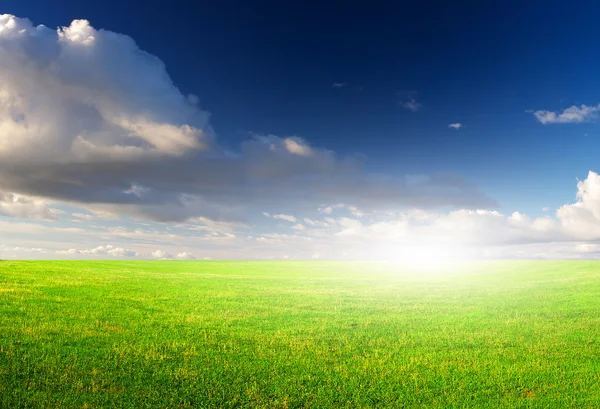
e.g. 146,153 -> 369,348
1,260 -> 600,408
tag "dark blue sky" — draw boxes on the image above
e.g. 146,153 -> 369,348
6,0 -> 600,214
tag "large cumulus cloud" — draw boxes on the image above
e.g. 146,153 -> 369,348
0,15 -> 494,222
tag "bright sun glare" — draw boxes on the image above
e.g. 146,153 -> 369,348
377,244 -> 472,271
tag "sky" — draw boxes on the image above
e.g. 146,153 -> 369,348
2,1 -> 600,260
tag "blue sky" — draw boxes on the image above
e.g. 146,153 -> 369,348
2,2 -> 600,260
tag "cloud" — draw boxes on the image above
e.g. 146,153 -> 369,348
84,245 -> 138,257
332,82 -> 346,88
72,213 -> 95,220
0,192 -> 56,220
304,218 -> 330,227
448,123 -> 463,130
57,244 -> 140,257
0,14 -> 494,225
272,214 -> 297,223
554,171 -> 600,240
152,249 -> 173,259
10,171 -> 600,260
532,104 -> 600,124
320,206 -> 333,215
176,252 -> 196,260
282,137 -> 313,156
56,248 -> 80,255
239,171 -> 600,260
318,203 -> 363,217
337,172 -> 600,248
0,15 -> 212,160
400,97 -> 422,112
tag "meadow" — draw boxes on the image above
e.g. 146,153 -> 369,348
1,260 -> 599,408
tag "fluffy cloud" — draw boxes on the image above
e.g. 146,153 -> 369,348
176,252 -> 196,260
532,104 -> 600,124
152,249 -> 173,259
83,245 -> 138,257
0,15 -> 493,223
448,123 -> 463,129
0,15 -> 211,161
555,171 -> 600,240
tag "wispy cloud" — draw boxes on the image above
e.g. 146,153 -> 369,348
332,82 -> 346,88
72,213 -> 95,220
400,97 -> 422,112
532,104 -> 600,124
448,123 -> 463,130
272,214 -> 297,223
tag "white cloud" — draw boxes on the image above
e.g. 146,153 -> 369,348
72,213 -> 95,220
56,248 -> 80,255
80,245 -> 138,257
58,19 -> 96,45
152,249 -> 173,259
291,223 -> 305,230
106,247 -> 138,257
318,203 -> 363,217
0,192 -> 56,220
320,206 -> 333,214
448,123 -> 463,129
0,15 -> 211,162
272,214 -> 297,223
400,97 -> 422,112
332,83 -> 346,88
347,206 -> 364,217
243,172 -> 600,259
304,218 -> 330,227
532,104 -> 600,124
176,252 -> 196,260
282,137 -> 313,156
555,171 -> 600,240
55,244 -> 140,257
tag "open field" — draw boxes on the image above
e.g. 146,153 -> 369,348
1,260 -> 600,408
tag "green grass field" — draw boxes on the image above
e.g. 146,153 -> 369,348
1,260 -> 600,408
